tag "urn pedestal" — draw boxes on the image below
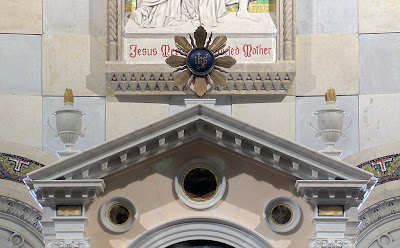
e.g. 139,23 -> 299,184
48,102 -> 86,159
310,101 -> 352,159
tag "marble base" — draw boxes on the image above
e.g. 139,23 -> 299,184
320,149 -> 343,159
57,148 -> 80,160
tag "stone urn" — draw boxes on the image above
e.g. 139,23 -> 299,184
48,89 -> 86,158
310,89 -> 351,158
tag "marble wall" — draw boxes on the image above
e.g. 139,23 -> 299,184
0,0 -> 399,159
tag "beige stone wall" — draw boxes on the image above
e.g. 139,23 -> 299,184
1,1 -> 400,246
0,0 -> 399,163
85,142 -> 314,248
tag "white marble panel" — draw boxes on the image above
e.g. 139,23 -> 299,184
0,0 -> 42,34
359,0 -> 400,34
359,33 -> 400,95
232,96 -> 295,141
297,0 -> 357,34
106,99 -> 169,140
43,0 -> 105,35
124,37 -> 275,64
125,12 -> 276,36
42,34 -> 106,96
0,96 -> 42,149
0,34 -> 41,95
43,97 -> 106,156
359,94 -> 400,151
296,34 -> 359,96
296,96 -> 359,158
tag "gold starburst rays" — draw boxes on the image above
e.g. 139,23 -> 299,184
165,26 -> 237,97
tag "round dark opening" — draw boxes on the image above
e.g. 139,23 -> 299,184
270,204 -> 293,226
183,167 -> 218,202
108,203 -> 130,225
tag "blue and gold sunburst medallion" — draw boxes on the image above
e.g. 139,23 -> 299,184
165,26 -> 236,97
187,47 -> 215,75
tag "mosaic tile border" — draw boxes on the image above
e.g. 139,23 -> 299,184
357,154 -> 400,185
0,153 -> 45,184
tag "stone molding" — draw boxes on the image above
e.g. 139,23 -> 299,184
358,197 -> 400,234
0,195 -> 42,233
295,180 -> 376,207
126,217 -> 275,248
26,105 -> 374,183
107,0 -> 118,61
46,239 -> 90,248
24,180 -> 105,207
309,238 -> 355,248
313,217 -> 349,224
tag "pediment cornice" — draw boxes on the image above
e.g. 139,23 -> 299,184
26,105 -> 374,183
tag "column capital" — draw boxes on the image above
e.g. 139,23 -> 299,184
25,179 -> 105,207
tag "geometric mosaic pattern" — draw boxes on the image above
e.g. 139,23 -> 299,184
0,153 -> 45,184
357,154 -> 400,185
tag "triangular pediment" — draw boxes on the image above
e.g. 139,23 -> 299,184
26,105 -> 373,182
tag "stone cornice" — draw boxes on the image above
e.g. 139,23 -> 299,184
26,105 -> 373,183
24,180 -> 105,207
296,180 -> 377,207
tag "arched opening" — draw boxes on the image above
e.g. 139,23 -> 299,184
126,217 -> 275,248
168,240 -> 234,248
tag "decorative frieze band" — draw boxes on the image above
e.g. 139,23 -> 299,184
358,197 -> 400,234
309,238 -> 355,248
107,71 -> 293,95
46,239 -> 90,248
0,196 -> 42,233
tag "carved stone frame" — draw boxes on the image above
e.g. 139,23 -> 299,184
105,0 -> 296,97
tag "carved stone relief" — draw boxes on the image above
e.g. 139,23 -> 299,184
357,197 -> 400,248
46,239 -> 90,248
309,238 -> 354,248
105,0 -> 295,96
0,196 -> 42,233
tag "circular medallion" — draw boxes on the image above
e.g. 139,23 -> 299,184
187,47 -> 215,75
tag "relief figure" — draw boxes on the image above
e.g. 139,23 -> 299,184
131,0 -> 260,28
